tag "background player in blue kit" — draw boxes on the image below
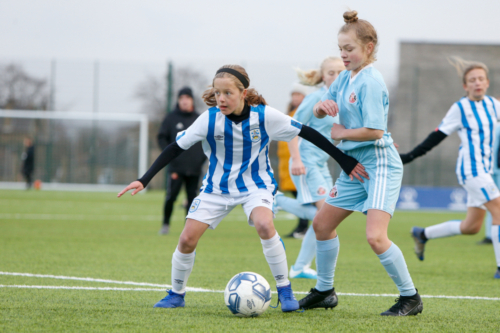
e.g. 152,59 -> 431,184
274,57 -> 345,280
401,58 -> 500,279
118,64 -> 368,311
298,11 -> 423,316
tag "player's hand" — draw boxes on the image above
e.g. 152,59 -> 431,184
117,181 -> 144,197
291,158 -> 306,176
393,142 -> 399,150
317,100 -> 339,117
331,123 -> 346,141
348,163 -> 369,183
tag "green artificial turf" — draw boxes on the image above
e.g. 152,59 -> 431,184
1,190 -> 499,332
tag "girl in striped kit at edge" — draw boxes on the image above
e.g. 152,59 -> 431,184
401,57 -> 500,280
118,64 -> 368,311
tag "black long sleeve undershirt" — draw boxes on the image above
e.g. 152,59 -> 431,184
298,125 -> 359,175
400,130 -> 448,164
137,125 -> 361,188
138,142 -> 185,187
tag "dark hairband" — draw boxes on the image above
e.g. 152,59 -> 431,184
216,68 -> 249,88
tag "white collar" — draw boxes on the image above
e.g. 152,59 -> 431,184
349,64 -> 373,84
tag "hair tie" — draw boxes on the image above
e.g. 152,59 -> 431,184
216,68 -> 249,88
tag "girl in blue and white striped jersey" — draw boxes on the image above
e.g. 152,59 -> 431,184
401,57 -> 500,280
118,64 -> 368,311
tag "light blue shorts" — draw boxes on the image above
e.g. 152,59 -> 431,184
290,160 -> 333,204
325,144 -> 402,216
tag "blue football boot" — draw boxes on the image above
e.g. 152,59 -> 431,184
411,227 -> 427,261
494,269 -> 500,279
153,290 -> 185,308
274,283 -> 299,312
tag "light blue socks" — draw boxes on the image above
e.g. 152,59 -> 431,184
293,225 -> 316,270
276,195 -> 317,221
485,212 -> 492,239
315,236 -> 339,292
377,242 -> 416,296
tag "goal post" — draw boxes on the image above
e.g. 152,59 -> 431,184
0,109 -> 149,192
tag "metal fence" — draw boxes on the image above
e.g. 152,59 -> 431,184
6,56 -> 500,190
0,111 -> 147,188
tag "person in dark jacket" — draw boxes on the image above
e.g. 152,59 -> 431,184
21,137 -> 35,189
157,87 -> 206,234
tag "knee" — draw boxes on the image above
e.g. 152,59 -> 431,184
461,223 -> 481,235
312,216 -> 321,232
254,218 -> 275,239
366,233 -> 386,250
178,233 -> 198,253
312,216 -> 328,236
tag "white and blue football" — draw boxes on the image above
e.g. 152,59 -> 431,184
224,272 -> 272,317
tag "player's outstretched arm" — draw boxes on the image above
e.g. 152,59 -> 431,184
298,125 -> 369,182
400,130 -> 447,164
117,142 -> 186,197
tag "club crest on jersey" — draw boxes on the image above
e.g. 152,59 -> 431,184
250,128 -> 261,142
189,199 -> 201,213
329,186 -> 338,198
349,91 -> 357,103
317,186 -> 327,196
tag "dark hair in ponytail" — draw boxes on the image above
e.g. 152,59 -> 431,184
202,64 -> 267,106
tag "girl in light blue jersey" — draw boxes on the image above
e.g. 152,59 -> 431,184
298,10 -> 422,316
274,57 -> 345,280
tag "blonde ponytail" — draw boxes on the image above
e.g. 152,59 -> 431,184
448,56 -> 489,84
295,57 -> 343,86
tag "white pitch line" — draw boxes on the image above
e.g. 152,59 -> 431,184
0,285 -> 165,291
1,285 -> 500,301
0,213 -> 161,222
0,213 -> 250,222
0,272 -> 213,292
1,271 -> 500,301
336,292 -> 500,301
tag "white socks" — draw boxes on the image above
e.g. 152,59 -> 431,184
171,248 -> 195,294
492,225 -> 500,268
424,220 -> 462,239
171,233 -> 289,293
261,232 -> 290,287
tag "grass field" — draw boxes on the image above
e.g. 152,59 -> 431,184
1,190 -> 499,332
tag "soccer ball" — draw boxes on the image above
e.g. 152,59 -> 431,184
224,272 -> 272,317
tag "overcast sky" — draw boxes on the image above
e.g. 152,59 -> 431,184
1,0 -> 499,113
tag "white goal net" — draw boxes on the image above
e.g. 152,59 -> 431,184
0,110 -> 148,191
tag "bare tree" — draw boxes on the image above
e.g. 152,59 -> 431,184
0,63 -> 49,110
134,65 -> 209,120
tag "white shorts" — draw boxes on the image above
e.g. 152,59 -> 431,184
462,173 -> 500,208
186,190 -> 275,229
